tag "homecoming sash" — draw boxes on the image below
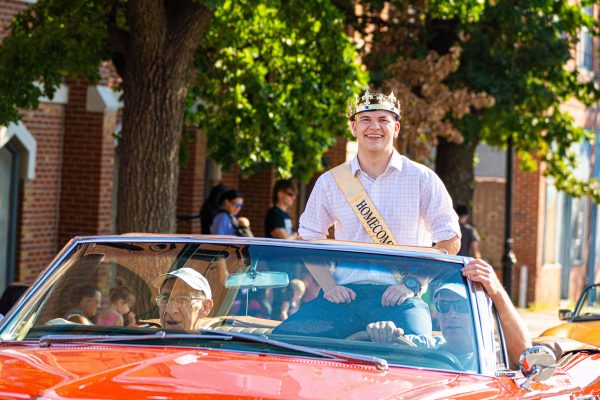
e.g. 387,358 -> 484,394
330,163 -> 398,246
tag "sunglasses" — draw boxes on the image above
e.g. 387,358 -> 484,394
232,201 -> 243,208
435,300 -> 469,314
284,191 -> 296,197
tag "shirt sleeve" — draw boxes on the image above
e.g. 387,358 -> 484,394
420,170 -> 461,243
404,334 -> 446,349
471,226 -> 481,242
266,208 -> 285,231
210,213 -> 234,235
298,174 -> 335,240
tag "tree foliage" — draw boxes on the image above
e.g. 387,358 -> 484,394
191,0 -> 366,181
334,1 -> 494,161
0,0 -> 365,232
0,1 -> 110,124
385,45 -> 494,159
337,0 -> 600,203
450,0 -> 600,202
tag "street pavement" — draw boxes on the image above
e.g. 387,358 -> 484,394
517,307 -> 562,337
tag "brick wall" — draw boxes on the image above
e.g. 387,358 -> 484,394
473,177 -> 506,268
512,157 -> 547,307
176,128 -> 206,234
57,78 -> 116,247
239,169 -> 275,237
0,1 -> 27,39
16,104 -> 67,284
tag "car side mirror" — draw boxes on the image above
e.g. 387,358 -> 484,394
519,345 -> 557,391
558,309 -> 572,320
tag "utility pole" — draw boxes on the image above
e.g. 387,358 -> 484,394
502,135 -> 517,301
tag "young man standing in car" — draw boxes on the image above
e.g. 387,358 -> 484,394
274,90 -> 460,338
298,89 -> 461,306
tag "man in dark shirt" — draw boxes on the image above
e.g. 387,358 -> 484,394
264,179 -> 298,239
456,204 -> 481,258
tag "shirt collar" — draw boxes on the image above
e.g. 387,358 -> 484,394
349,149 -> 404,177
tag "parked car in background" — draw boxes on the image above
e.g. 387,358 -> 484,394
540,283 -> 600,347
0,235 -> 599,399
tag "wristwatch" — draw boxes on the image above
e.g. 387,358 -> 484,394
402,274 -> 423,297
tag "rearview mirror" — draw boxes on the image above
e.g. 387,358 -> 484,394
225,271 -> 289,290
558,309 -> 572,320
519,345 -> 556,391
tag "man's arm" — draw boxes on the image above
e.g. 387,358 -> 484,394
462,259 -> 531,369
297,175 -> 334,241
434,235 -> 461,255
270,228 -> 298,239
303,261 -> 356,303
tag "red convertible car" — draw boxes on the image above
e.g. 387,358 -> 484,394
0,235 -> 598,399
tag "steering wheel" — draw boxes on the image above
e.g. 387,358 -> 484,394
137,320 -> 162,328
346,330 -> 417,347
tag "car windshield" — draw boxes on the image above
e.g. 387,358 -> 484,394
0,239 -> 478,373
574,284 -> 600,320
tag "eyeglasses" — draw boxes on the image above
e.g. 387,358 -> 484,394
435,300 -> 469,314
155,294 -> 204,308
232,201 -> 243,208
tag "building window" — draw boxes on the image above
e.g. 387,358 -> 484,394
570,196 -> 589,264
569,140 -> 591,264
578,7 -> 593,71
0,141 -> 20,292
542,178 -> 564,265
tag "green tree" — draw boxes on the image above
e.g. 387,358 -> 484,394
336,0 -> 600,206
191,0 -> 366,182
435,0 -> 600,205
0,0 -> 364,232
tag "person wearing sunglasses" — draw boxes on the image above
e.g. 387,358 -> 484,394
210,189 -> 253,237
366,281 -> 478,370
264,179 -> 298,240
367,259 -> 530,370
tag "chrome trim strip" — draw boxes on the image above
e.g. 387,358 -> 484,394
70,235 -> 465,264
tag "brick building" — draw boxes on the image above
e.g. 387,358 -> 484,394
1,0 -> 599,309
469,6 -> 600,308
0,0 -> 353,293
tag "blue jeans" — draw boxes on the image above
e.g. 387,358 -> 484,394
273,284 -> 432,338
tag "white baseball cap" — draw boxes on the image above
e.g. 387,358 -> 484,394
153,267 -> 212,299
434,282 -> 467,299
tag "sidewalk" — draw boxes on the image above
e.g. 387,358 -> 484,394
517,308 -> 562,337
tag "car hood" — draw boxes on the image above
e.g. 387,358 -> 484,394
541,320 -> 600,347
568,320 -> 600,347
0,344 -> 507,399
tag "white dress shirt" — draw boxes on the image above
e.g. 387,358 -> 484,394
299,150 -> 460,285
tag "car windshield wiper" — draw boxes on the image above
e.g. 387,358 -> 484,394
199,328 -> 389,371
37,329 -> 388,371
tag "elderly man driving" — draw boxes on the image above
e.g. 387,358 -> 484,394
153,267 -> 214,330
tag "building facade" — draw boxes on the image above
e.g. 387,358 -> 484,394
1,0 -> 599,309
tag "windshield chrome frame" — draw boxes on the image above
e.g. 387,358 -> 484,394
1,234 -> 492,375
466,256 -> 500,377
0,237 -> 81,333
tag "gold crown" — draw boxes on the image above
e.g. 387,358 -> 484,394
348,89 -> 401,121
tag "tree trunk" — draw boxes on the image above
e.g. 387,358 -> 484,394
115,1 -> 213,233
435,137 -> 479,208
